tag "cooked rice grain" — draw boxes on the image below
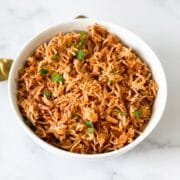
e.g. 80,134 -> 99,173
17,24 -> 158,154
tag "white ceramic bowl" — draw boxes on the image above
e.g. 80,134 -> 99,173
8,18 -> 167,159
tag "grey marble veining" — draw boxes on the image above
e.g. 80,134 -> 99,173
0,0 -> 180,179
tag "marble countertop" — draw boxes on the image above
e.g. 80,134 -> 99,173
0,0 -> 180,179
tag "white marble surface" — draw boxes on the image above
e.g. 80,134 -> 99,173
0,0 -> 180,179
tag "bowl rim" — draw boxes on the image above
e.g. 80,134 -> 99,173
8,18 -> 167,159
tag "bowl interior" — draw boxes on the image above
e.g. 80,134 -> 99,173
8,18 -> 167,159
